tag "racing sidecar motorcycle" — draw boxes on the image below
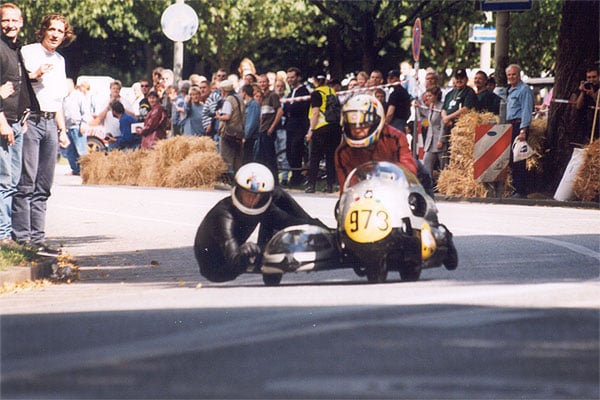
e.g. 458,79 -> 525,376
260,161 -> 456,286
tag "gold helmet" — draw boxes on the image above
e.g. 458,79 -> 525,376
341,94 -> 385,148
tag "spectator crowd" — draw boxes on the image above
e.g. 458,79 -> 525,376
66,58 -> 600,198
95,62 -> 509,193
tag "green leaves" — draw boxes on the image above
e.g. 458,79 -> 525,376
13,0 -> 560,84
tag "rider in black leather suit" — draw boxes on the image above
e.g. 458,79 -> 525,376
194,163 -> 323,282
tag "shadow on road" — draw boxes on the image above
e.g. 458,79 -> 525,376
49,234 -> 600,287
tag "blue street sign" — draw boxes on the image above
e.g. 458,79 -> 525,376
481,0 -> 532,12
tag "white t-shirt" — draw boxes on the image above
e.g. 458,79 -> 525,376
100,95 -> 132,137
21,43 -> 68,112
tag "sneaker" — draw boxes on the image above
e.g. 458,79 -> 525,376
305,185 -> 315,193
33,242 -> 61,257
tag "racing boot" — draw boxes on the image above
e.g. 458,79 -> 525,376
441,225 -> 458,270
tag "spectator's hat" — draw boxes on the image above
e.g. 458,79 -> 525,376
219,79 -> 234,91
315,74 -> 327,81
454,69 -> 467,79
387,69 -> 400,78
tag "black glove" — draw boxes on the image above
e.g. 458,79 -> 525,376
234,242 -> 262,269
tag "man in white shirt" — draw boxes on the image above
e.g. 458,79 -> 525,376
96,80 -> 134,138
12,13 -> 73,254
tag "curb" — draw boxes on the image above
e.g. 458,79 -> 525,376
0,256 -> 56,286
434,194 -> 599,209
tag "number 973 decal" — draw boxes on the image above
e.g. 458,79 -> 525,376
344,197 -> 392,243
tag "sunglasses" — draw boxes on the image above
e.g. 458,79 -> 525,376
140,84 -> 150,87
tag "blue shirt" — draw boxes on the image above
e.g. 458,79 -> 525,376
116,113 -> 141,148
244,99 -> 260,140
183,102 -> 205,136
506,80 -> 533,129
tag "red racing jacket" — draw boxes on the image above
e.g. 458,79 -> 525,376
334,124 -> 417,194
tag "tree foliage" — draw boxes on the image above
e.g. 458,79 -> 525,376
309,0 -> 486,80
509,0 -> 562,76
12,0 -> 563,84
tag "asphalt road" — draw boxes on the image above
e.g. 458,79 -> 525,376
1,164 -> 598,399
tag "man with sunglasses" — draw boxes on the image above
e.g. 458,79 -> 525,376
202,68 -> 228,137
137,79 -> 151,121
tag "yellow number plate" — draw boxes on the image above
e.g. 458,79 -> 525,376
344,198 -> 392,243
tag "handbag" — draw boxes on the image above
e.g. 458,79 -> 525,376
512,137 -> 534,162
223,124 -> 244,140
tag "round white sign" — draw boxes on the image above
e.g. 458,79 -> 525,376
161,3 -> 199,42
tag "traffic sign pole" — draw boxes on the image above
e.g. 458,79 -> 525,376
161,0 -> 199,84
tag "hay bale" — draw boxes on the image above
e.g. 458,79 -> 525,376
81,149 -> 152,185
135,151 -> 162,187
80,136 -> 226,188
153,136 -> 217,169
573,140 -> 600,202
163,152 -> 228,188
436,111 -> 498,198
526,118 -> 546,173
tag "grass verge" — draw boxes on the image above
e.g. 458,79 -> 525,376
0,243 -> 40,270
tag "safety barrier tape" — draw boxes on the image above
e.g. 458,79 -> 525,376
280,81 -> 403,104
550,98 -> 599,110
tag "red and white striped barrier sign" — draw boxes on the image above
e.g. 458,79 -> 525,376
473,124 -> 512,183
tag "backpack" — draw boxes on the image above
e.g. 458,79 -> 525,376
318,87 -> 341,124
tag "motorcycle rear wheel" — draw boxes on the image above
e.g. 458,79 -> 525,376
262,273 -> 282,286
399,265 -> 421,282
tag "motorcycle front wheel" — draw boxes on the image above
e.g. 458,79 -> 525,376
366,263 -> 388,283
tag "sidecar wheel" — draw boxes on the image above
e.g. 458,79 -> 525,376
262,274 -> 282,286
399,265 -> 421,282
366,265 -> 388,283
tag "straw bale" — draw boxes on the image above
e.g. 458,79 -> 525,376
153,136 -> 217,170
80,136 -> 227,188
526,118 -> 546,173
436,111 -> 498,197
163,152 -> 228,188
81,149 -> 152,185
135,152 -> 163,187
573,140 -> 600,202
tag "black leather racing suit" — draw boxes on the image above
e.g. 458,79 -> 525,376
194,187 -> 324,282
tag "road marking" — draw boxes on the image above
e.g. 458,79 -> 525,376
523,235 -> 600,260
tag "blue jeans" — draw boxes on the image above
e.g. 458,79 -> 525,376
66,126 -> 88,174
275,128 -> 289,182
0,122 -> 23,239
12,116 -> 58,244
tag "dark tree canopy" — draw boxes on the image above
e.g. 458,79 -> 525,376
544,0 -> 599,192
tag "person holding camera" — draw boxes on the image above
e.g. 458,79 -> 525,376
576,65 -> 599,144
107,101 -> 140,151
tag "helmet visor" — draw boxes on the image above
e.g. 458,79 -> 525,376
235,186 -> 271,210
343,110 -> 379,140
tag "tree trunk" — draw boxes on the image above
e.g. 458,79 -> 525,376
327,25 -> 344,80
543,0 -> 599,193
